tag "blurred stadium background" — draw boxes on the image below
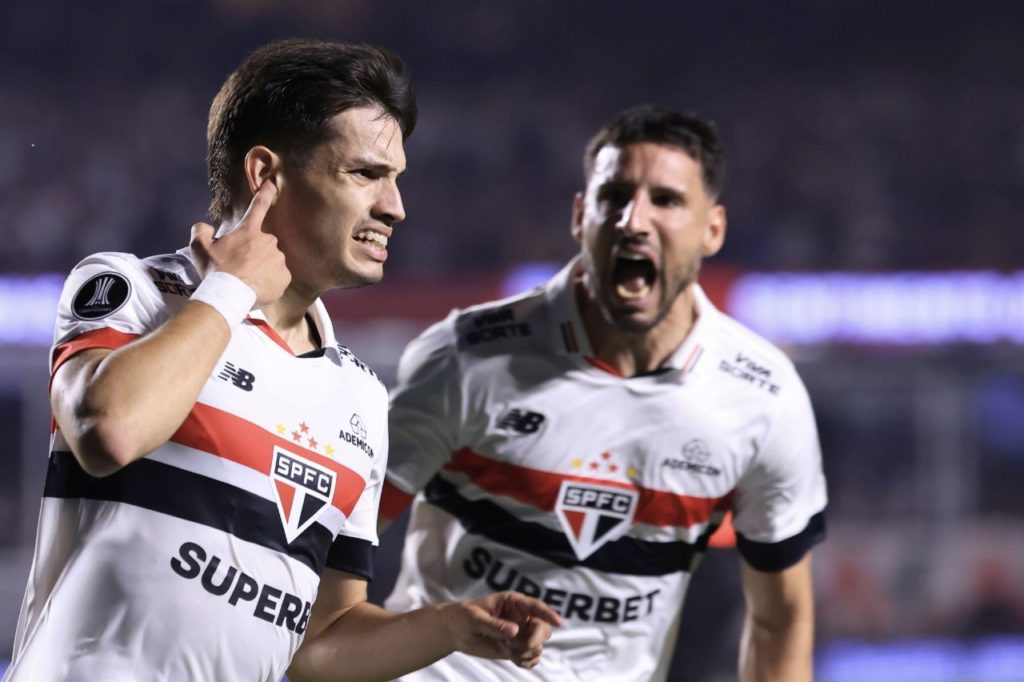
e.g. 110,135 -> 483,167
2,1 -> 1023,680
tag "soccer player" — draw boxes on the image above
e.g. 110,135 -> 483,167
380,105 -> 828,681
5,39 -> 560,682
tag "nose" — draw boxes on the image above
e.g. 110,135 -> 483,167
374,179 -> 406,226
614,194 -> 647,235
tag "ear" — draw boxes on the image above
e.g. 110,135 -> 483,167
701,203 -> 727,257
570,192 -> 585,243
243,146 -> 283,200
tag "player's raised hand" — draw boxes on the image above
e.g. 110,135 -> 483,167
440,591 -> 562,669
190,179 -> 291,308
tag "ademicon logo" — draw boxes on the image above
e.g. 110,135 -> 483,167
554,480 -> 638,560
270,448 -> 337,543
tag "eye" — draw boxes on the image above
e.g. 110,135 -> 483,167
651,191 -> 683,208
598,185 -> 632,208
345,167 -> 383,181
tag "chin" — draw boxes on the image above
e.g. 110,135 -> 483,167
333,268 -> 384,290
601,303 -> 659,334
613,316 -> 660,334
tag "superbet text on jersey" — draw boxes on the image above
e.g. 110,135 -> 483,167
382,260 -> 827,682
6,250 -> 388,682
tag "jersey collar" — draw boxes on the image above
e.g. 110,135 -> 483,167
177,247 -> 343,364
543,258 -> 595,357
306,298 -> 342,364
246,299 -> 343,363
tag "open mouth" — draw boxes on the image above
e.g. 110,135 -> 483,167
612,253 -> 656,300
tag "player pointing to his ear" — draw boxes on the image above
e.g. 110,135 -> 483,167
5,39 -> 559,682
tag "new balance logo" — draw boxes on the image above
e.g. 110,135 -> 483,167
496,408 -> 545,434
218,362 -> 255,391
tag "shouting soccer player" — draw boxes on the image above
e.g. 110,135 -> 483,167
380,106 -> 827,681
5,39 -> 560,682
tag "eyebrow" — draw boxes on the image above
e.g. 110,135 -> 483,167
344,156 -> 407,177
599,179 -> 686,195
650,184 -> 686,195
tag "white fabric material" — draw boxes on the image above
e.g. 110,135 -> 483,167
7,250 -> 388,682
385,260 -> 827,682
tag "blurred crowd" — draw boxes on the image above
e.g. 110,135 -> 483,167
2,0 -> 1022,276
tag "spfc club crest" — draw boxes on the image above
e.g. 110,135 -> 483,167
271,447 -> 336,543
554,480 -> 639,560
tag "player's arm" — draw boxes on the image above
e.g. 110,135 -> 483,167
54,309 -> 231,476
377,310 -> 464,532
376,479 -> 415,535
53,180 -> 289,476
730,363 -> 826,682
287,569 -> 561,682
738,553 -> 815,682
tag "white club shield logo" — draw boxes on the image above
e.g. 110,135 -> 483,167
270,447 -> 337,543
554,480 -> 639,560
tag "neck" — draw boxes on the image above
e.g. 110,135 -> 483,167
576,281 -> 698,377
261,285 -> 321,355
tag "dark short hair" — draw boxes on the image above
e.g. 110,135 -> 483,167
583,105 -> 725,199
207,38 -> 417,222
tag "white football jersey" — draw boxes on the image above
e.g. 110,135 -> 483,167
383,260 -> 827,682
6,250 -> 388,682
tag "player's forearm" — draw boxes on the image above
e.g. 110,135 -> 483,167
738,611 -> 814,682
287,601 -> 458,682
56,301 -> 233,475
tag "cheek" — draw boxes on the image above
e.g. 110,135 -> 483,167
662,232 -> 701,268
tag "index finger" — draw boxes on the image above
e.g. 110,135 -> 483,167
518,617 -> 553,649
238,179 -> 278,231
511,595 -> 563,628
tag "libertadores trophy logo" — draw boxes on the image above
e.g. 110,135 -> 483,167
71,272 -> 131,320
271,447 -> 337,543
554,480 -> 639,560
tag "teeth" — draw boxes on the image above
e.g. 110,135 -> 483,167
619,253 -> 649,261
616,283 -> 651,299
355,231 -> 388,247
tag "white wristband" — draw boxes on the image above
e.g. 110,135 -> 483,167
190,271 -> 258,329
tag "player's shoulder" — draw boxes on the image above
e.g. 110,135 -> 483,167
70,250 -> 147,276
703,304 -> 805,394
397,285 -> 551,382
709,308 -> 796,369
449,285 -> 549,356
140,250 -> 200,288
62,249 -> 198,320
61,251 -> 152,317
335,343 -> 386,390
70,250 -> 196,286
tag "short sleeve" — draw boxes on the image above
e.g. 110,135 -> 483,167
50,252 -> 167,375
385,311 -> 463,497
731,370 -> 828,572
